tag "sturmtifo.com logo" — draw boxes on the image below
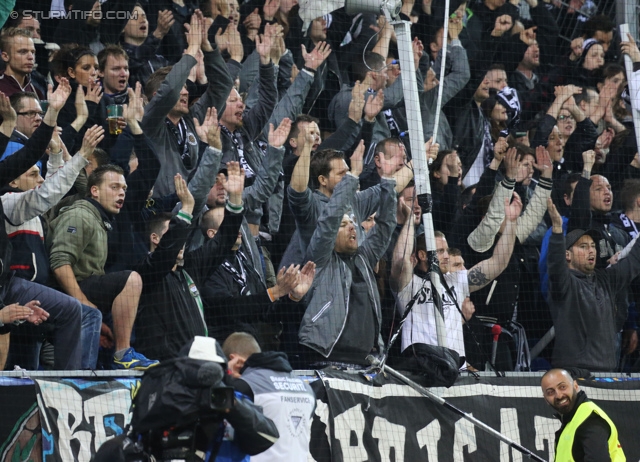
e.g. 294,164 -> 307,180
11,9 -> 140,20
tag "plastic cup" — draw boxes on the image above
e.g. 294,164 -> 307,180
107,104 -> 124,135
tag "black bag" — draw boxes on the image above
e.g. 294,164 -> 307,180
398,343 -> 462,387
131,357 -> 230,434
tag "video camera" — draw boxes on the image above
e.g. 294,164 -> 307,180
94,338 -> 234,462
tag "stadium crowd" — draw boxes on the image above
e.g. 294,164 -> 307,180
0,0 -> 638,382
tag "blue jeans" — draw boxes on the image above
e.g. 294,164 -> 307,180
5,277 -> 84,370
80,305 -> 102,369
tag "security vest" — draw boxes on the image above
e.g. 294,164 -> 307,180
555,401 -> 625,461
240,367 -> 315,462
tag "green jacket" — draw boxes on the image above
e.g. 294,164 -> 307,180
48,199 -> 109,281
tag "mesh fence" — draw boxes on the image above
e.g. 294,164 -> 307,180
0,0 -> 640,459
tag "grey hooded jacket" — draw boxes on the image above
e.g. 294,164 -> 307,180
298,173 -> 396,359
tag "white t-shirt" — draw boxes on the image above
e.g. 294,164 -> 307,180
394,271 -> 469,358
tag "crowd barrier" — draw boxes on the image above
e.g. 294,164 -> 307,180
1,370 -> 639,461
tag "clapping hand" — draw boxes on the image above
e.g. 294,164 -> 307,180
223,161 -> 245,205
268,117 -> 292,148
175,173 -> 195,215
505,191 -> 523,222
290,261 -> 316,300
78,125 -> 105,159
194,107 -> 221,149
24,301 -> 49,326
47,78 -> 72,112
301,41 -> 331,71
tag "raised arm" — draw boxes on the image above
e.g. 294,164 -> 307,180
390,197 -> 416,293
361,176 -> 397,265
262,42 -> 331,140
467,148 -> 518,253
439,36 -> 470,106
243,119 -> 289,213
289,121 -> 313,193
2,126 -> 102,226
140,14 -> 201,135
185,161 -> 246,282
188,107 -> 223,215
546,198 -> 571,300
0,80 -> 70,186
241,26 -> 278,139
468,192 -> 522,292
137,174 -> 195,285
190,11 -> 234,123
0,92 -> 16,140
122,84 -> 161,214
515,146 -> 553,242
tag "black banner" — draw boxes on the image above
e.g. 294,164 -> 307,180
35,378 -> 140,462
309,370 -> 640,461
2,373 -> 639,461
0,378 -> 41,462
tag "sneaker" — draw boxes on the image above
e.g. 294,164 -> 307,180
112,348 -> 160,370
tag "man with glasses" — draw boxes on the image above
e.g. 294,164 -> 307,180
2,92 -> 46,165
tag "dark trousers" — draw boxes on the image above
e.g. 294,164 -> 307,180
5,277 -> 84,370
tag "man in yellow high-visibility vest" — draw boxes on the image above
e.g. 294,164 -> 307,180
540,368 -> 625,461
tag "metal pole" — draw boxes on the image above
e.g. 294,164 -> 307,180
367,356 -> 548,462
431,0 -> 451,146
393,19 -> 448,348
620,24 -> 640,154
529,327 -> 555,360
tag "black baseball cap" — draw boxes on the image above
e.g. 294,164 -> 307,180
565,229 -> 601,251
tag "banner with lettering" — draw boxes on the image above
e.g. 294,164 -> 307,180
309,370 -> 640,461
34,378 -> 140,462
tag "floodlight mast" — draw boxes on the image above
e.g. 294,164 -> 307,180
345,0 -> 448,349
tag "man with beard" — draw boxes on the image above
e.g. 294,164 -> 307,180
540,368 -> 625,461
547,198 -> 640,372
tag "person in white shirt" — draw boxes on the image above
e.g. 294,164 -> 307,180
390,191 -> 521,363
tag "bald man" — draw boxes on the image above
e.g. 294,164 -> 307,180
540,368 -> 624,461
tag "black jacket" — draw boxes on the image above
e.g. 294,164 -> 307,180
105,133 -> 161,273
135,207 -> 243,361
122,37 -> 169,91
200,245 -> 275,346
452,100 -> 485,178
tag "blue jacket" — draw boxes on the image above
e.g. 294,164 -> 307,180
539,216 -> 568,300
